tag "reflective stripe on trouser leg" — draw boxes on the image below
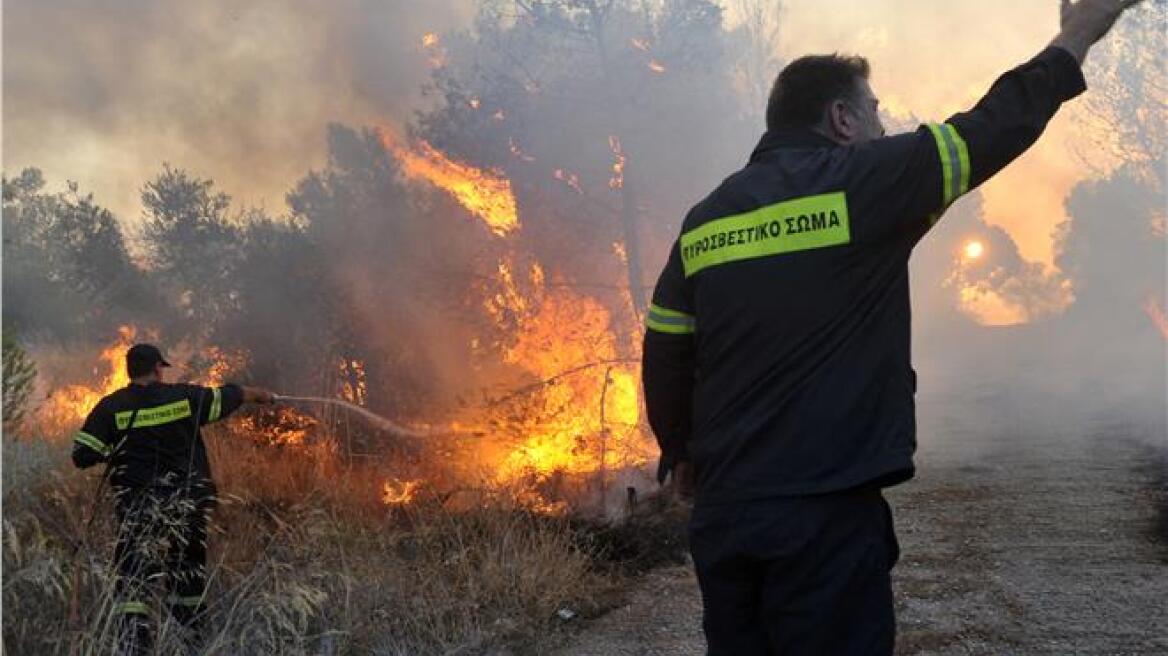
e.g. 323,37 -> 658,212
115,600 -> 149,615
168,594 -> 204,608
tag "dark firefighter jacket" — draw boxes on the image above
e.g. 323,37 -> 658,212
642,47 -> 1086,506
72,382 -> 245,491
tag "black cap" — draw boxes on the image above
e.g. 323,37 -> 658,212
126,343 -> 171,378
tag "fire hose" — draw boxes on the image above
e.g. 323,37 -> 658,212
271,394 -> 483,438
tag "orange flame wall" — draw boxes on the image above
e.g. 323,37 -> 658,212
381,134 -> 653,494
379,130 -> 520,237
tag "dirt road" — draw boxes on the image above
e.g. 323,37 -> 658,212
556,414 -> 1167,655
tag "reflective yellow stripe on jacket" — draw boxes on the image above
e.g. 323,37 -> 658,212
208,387 -> 223,422
114,399 -> 192,430
646,303 -> 696,335
73,431 -> 110,456
926,122 -> 971,215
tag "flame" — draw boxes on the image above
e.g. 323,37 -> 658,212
484,257 -> 538,325
468,96 -> 482,110
339,358 -> 368,406
647,60 -> 666,74
492,109 -> 506,121
382,478 -> 422,506
380,131 -> 520,236
38,326 -> 136,429
421,32 -> 445,68
612,241 -> 628,264
608,135 -> 626,190
35,326 -> 252,433
374,138 -> 654,511
629,38 -> 650,52
198,345 -> 248,386
237,406 -> 317,446
487,267 -> 647,484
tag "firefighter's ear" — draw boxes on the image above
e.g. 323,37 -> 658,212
826,99 -> 854,144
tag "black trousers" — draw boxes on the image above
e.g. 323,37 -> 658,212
112,484 -> 214,628
689,488 -> 899,656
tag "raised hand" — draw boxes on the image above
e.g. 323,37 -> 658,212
1053,0 -> 1145,63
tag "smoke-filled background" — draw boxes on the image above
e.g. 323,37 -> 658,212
3,0 -> 1165,461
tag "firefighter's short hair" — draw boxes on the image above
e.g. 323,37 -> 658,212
766,54 -> 871,131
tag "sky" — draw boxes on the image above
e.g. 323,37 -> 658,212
0,0 -> 1136,270
773,0 -> 1118,267
2,0 -> 472,220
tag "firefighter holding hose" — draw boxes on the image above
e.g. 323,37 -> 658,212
71,343 -> 275,654
641,1 -> 1143,653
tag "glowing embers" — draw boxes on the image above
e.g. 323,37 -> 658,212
382,478 -> 423,506
338,358 -> 368,407
608,136 -> 626,190
236,406 -> 318,447
379,130 -> 519,237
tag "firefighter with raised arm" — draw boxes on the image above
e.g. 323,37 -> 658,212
72,343 -> 275,654
641,1 -> 1143,653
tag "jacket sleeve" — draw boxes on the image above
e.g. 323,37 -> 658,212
190,383 -> 245,425
72,403 -> 115,469
865,46 -> 1087,240
641,242 -> 697,484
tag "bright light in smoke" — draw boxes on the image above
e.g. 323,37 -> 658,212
964,240 -> 985,260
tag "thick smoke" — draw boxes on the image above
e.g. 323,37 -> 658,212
2,0 -> 473,222
3,0 -> 1164,458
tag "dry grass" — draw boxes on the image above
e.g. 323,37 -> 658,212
2,420 -> 632,655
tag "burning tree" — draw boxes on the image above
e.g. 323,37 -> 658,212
416,0 -> 755,333
2,0 -> 789,514
326,0 -> 772,504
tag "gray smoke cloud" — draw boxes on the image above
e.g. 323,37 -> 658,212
3,0 -> 1164,456
2,0 -> 473,221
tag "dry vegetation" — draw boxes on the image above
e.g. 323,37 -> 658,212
2,417 -> 684,655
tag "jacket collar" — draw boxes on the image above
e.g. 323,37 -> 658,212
749,129 -> 838,163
